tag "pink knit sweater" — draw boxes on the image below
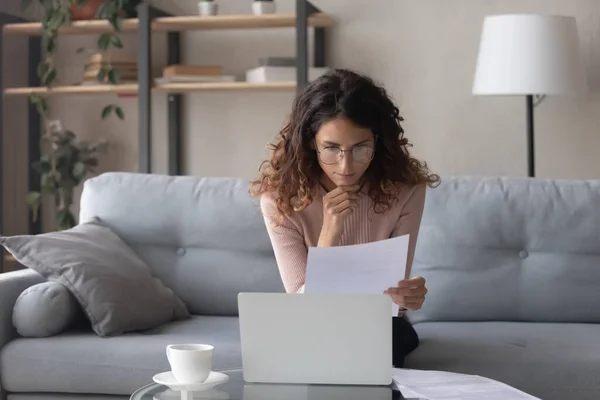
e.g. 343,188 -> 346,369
260,183 -> 427,294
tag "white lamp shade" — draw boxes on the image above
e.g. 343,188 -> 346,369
473,14 -> 587,97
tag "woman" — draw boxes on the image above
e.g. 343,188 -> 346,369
250,69 -> 440,367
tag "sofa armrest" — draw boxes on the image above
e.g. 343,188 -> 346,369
0,269 -> 44,348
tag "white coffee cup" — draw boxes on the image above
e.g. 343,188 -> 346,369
166,344 -> 214,383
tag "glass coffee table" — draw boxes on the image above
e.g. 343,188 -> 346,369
130,369 -> 419,400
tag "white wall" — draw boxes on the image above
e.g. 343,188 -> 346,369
4,0 -> 600,231
164,0 -> 600,180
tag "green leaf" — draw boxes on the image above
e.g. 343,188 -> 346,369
96,1 -> 117,19
42,34 -> 56,53
31,94 -> 48,115
110,17 -> 122,32
41,67 -> 57,86
97,33 -> 112,51
110,35 -> 123,48
41,174 -> 55,192
47,11 -> 66,30
101,105 -> 114,119
31,159 -> 52,174
115,106 -> 125,120
56,209 -> 77,231
96,67 -> 107,82
38,98 -> 49,113
72,162 -> 86,179
25,191 -> 42,222
77,0 -> 89,6
25,191 -> 41,207
64,10 -> 72,26
29,93 -> 42,105
37,62 -> 48,79
108,69 -> 120,84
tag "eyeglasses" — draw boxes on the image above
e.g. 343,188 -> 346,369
316,144 -> 375,165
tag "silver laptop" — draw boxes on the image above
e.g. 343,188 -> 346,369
238,292 -> 393,386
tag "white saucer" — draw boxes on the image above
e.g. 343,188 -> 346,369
153,371 -> 229,392
154,388 -> 230,400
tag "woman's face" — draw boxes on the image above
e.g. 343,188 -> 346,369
313,118 -> 375,190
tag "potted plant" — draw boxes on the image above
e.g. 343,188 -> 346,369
251,0 -> 275,15
21,0 -> 141,120
198,0 -> 218,16
26,120 -> 108,231
71,0 -> 142,20
70,0 -> 105,21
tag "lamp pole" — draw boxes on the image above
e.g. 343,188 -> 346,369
526,95 -> 535,178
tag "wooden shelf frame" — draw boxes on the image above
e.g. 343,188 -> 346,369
3,82 -> 298,96
4,84 -> 139,96
0,1 -> 332,273
2,13 -> 335,36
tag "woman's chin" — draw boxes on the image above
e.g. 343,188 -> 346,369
334,175 -> 359,186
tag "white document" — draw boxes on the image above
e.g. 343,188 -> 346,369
392,368 -> 541,400
304,235 -> 410,316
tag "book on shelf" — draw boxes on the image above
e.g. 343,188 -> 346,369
155,75 -> 236,84
258,57 -> 297,67
246,66 -> 329,83
88,51 -> 137,65
163,65 -> 224,77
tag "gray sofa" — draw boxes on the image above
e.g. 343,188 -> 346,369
0,172 -> 598,400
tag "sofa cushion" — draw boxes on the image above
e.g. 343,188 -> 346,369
0,220 -> 190,337
406,321 -> 600,400
78,173 -> 286,316
408,176 -> 600,324
0,316 -> 241,395
12,282 -> 82,338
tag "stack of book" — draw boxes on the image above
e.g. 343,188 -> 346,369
155,65 -> 236,84
246,57 -> 329,83
82,51 -> 138,84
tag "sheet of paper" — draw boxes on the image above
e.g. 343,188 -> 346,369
304,235 -> 410,316
392,368 -> 541,400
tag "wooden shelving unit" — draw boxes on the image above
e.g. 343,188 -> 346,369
3,82 -> 297,96
4,84 -> 139,96
2,13 -> 334,35
0,1 -> 333,273
154,81 -> 297,93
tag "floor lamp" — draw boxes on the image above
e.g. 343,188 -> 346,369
472,14 -> 587,177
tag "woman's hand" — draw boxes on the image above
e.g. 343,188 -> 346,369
384,276 -> 428,311
318,184 -> 360,247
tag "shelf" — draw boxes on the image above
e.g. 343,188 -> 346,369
4,84 -> 139,96
2,13 -> 335,36
151,13 -> 335,31
3,82 -> 297,96
154,81 -> 296,93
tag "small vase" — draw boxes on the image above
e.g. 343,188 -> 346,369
252,1 -> 276,15
198,1 -> 218,16
71,0 -> 104,21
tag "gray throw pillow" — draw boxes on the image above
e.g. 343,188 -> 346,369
13,281 -> 81,337
0,220 -> 190,337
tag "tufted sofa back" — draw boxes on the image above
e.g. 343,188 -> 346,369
79,172 -> 285,316
409,176 -> 600,324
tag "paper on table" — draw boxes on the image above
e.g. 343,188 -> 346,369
392,368 -> 541,400
304,235 -> 410,316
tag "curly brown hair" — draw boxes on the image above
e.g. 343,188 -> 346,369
250,69 -> 439,223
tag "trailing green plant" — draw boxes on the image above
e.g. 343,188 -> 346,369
26,120 -> 108,231
20,1 -> 133,229
21,0 -> 143,120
